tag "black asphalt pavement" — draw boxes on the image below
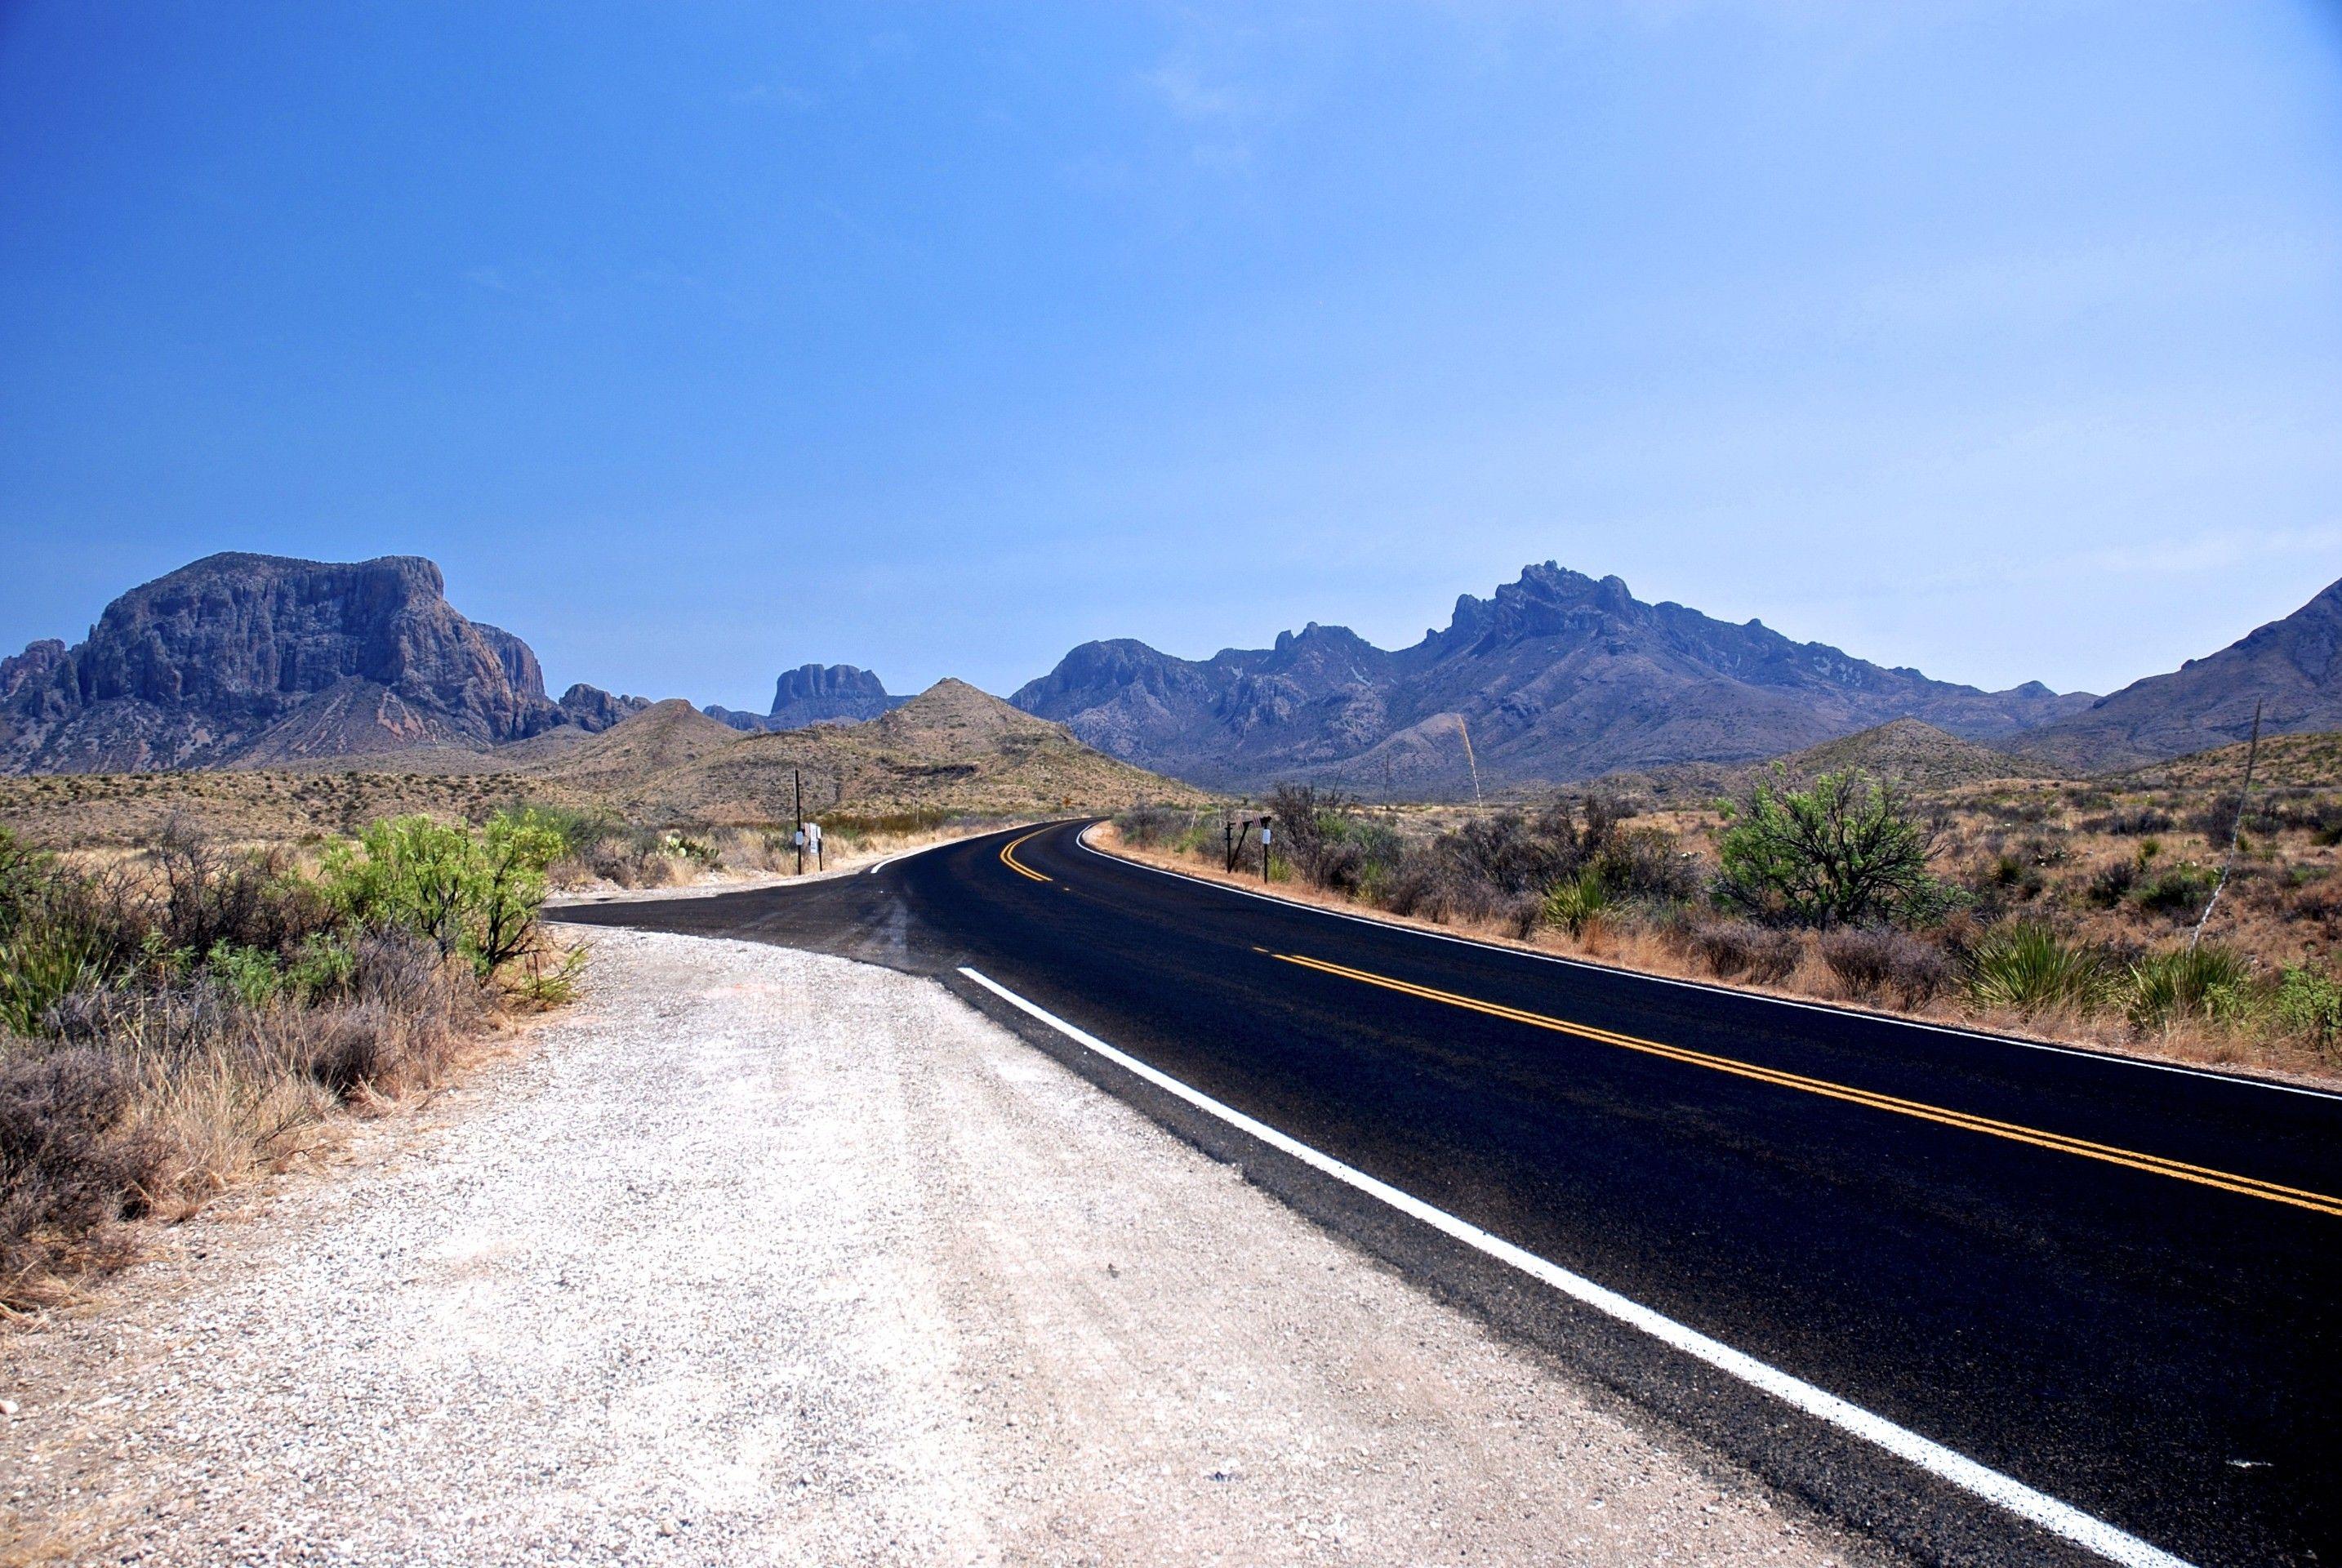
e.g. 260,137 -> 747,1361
554,820 -> 2342,1568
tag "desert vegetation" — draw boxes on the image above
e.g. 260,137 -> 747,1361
1112,751 -> 2342,1078
0,811 -> 577,1311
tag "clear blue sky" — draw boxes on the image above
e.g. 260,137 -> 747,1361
3,2 -> 2338,710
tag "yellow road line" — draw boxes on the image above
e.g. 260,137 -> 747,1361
1268,949 -> 2342,1219
1000,828 -> 1051,883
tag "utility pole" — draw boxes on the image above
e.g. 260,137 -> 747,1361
2192,699 -> 2264,951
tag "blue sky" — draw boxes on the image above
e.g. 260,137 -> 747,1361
2,2 -> 2338,710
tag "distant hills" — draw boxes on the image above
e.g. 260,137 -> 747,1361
1009,563 -> 2091,792
0,679 -> 1200,847
2006,578 -> 2342,773
7,551 -> 2339,794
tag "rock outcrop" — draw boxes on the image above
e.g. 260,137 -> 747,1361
704,664 -> 905,732
0,553 -> 635,773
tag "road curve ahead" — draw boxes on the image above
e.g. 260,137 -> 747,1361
555,820 -> 2342,1568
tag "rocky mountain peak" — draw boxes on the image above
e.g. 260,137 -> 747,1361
0,552 -> 634,774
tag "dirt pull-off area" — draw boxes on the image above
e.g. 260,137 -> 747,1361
2,930 -> 1872,1566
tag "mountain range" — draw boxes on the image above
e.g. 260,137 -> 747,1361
5,551 -> 2337,790
1008,563 -> 2097,791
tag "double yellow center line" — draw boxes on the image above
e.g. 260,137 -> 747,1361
1267,950 -> 2342,1219
1000,828 -> 1051,883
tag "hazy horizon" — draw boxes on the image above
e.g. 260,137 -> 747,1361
5,2 -> 2338,710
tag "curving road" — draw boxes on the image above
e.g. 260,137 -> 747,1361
554,819 -> 2342,1568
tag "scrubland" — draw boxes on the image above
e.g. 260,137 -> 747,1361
0,813 -> 578,1312
1109,755 -> 2342,1081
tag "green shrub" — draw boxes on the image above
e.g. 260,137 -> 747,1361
2125,945 -> 2254,1031
2275,966 -> 2342,1054
285,933 -> 358,1001
205,944 -> 285,1010
1715,766 -> 1957,928
322,810 -> 563,978
2132,862 -> 2216,919
1965,924 -> 2113,1014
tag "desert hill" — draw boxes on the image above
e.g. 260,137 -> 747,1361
1600,718 -> 2054,804
2108,729 -> 2342,791
591,679 -> 1198,822
2010,577 -> 2342,773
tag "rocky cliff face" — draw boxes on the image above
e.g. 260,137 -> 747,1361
2010,577 -> 2342,773
706,663 -> 904,731
1013,563 -> 2095,793
0,553 -> 639,774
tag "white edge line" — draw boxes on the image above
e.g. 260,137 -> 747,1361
1075,823 -> 2342,1104
864,834 -> 974,876
957,963 -> 2196,1568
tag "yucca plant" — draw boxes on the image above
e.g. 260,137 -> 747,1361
1542,867 -> 1610,937
1964,923 -> 2113,1015
2126,944 -> 2255,1031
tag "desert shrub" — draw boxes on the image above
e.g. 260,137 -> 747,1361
2132,862 -> 2217,920
2274,966 -> 2342,1055
1115,803 -> 1191,849
0,1044 -> 172,1293
1965,924 -> 2113,1014
2126,945 -> 2254,1031
1543,867 -> 1610,937
1820,926 -> 1952,1007
323,810 -> 563,976
1715,767 -> 1955,929
205,944 -> 286,1010
2083,858 -> 2139,909
1688,919 -> 1802,984
1378,854 -> 1489,924
1592,825 -> 1701,902
2084,808 -> 2175,836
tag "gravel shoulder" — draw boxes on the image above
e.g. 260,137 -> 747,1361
2,929 -> 1877,1566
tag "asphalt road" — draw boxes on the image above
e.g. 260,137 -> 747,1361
554,820 -> 2342,1568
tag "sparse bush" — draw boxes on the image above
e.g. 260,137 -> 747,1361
1688,919 -> 1802,984
1115,803 -> 1191,850
2275,965 -> 2342,1055
0,1045 -> 171,1294
2084,808 -> 2175,836
2132,862 -> 2217,920
1965,924 -> 2113,1015
1820,926 -> 1951,1007
1715,767 -> 1955,929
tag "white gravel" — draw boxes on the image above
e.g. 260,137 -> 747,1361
2,929 -> 1877,1566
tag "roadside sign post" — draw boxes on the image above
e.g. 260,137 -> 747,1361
1260,821 -> 1272,884
794,769 -> 804,875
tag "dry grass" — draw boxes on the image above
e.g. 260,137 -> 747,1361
0,824 -> 577,1315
